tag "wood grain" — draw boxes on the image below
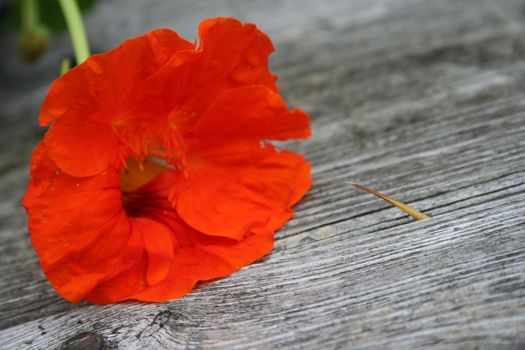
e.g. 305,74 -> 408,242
0,0 -> 524,349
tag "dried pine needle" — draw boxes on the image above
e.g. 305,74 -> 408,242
347,183 -> 429,220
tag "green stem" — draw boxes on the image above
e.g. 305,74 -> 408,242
60,58 -> 72,75
59,0 -> 90,64
21,0 -> 39,32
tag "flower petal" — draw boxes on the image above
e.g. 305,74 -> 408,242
40,29 -> 194,126
175,142 -> 311,240
129,276 -> 196,303
134,218 -> 175,286
39,29 -> 194,175
87,257 -> 195,304
23,142 -> 123,268
168,218 -> 276,281
189,86 -> 311,142
22,142 -> 143,302
167,17 -> 278,127
45,213 -> 141,303
44,113 -> 120,177
85,218 -> 185,304
197,17 -> 276,88
111,173 -> 276,289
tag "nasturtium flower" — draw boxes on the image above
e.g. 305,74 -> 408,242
23,17 -> 311,304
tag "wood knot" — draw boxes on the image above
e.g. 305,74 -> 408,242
60,332 -> 105,350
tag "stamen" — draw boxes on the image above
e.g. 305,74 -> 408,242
120,157 -> 171,193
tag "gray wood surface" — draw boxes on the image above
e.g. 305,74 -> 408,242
1,0 -> 524,349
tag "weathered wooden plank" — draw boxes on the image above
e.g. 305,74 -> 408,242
0,0 -> 524,349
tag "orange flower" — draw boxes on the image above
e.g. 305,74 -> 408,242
23,18 -> 311,304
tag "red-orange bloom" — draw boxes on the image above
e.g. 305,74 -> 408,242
23,18 -> 311,304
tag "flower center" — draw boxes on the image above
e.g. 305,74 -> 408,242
120,157 -> 172,218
